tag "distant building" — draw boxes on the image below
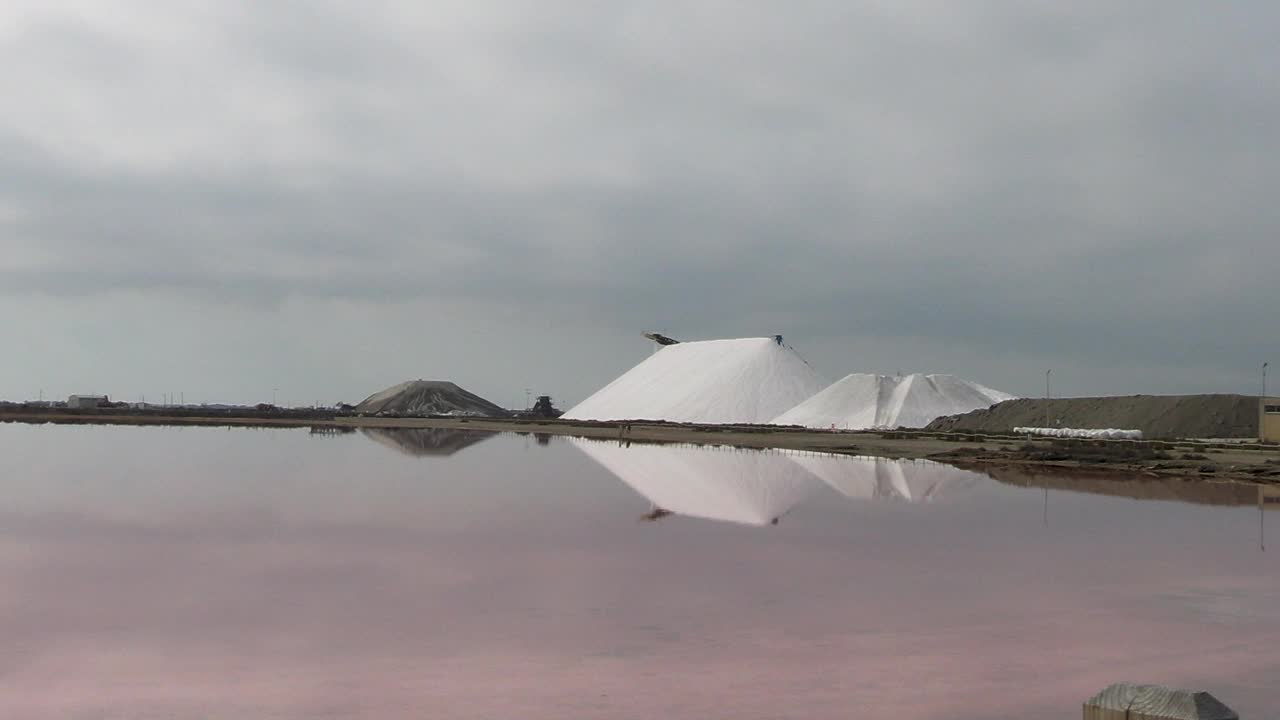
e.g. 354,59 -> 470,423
529,395 -> 562,418
67,395 -> 107,410
1262,396 -> 1280,443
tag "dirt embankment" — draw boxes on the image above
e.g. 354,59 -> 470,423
926,394 -> 1259,439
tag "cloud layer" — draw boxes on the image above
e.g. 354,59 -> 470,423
2,1 -> 1277,404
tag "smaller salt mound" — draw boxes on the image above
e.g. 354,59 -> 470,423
563,337 -> 826,425
1014,426 -> 1143,440
773,373 -> 1014,430
355,380 -> 510,417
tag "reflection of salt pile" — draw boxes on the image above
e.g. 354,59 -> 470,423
360,428 -> 496,457
773,373 -> 1014,430
789,454 -> 985,502
572,439 -> 823,526
574,439 -> 986,525
563,337 -> 826,425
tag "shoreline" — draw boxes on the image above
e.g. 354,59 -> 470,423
3,409 -> 1279,486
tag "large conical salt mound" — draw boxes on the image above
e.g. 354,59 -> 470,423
773,373 -> 1014,430
563,337 -> 827,424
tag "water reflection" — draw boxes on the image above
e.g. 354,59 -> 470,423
573,440 -> 987,527
987,466 -> 1264,507
359,427 -> 496,457
1,425 -> 1278,719
573,440 -> 823,526
793,453 -> 984,502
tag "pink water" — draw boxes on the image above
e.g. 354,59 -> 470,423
0,425 -> 1275,719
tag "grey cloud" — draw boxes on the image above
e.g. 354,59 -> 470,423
1,1 -> 1278,401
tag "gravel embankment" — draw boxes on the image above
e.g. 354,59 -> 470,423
926,394 -> 1259,439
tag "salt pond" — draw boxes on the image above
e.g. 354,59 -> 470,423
0,424 -> 1276,719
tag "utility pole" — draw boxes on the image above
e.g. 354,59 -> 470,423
1045,369 -> 1052,428
525,388 -> 531,410
1264,363 -> 1271,444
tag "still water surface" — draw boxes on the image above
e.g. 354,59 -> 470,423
0,425 -> 1277,719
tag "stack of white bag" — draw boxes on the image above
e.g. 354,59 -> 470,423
1014,427 -> 1143,440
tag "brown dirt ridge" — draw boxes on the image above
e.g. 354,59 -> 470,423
926,394 -> 1258,439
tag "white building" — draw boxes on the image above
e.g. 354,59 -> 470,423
67,395 -> 107,410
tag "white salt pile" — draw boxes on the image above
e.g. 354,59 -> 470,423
790,454 -> 985,502
563,337 -> 827,425
1014,427 -> 1143,440
772,373 -> 1014,430
573,439 -> 823,526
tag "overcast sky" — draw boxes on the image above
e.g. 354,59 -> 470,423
2,1 -> 1277,408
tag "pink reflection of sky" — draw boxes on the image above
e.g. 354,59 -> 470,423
0,426 -> 1277,719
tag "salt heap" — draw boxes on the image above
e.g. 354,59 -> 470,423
563,337 -> 826,425
773,373 -> 1014,430
573,439 -> 823,526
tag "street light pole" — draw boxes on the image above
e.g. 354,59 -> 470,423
1045,369 -> 1052,428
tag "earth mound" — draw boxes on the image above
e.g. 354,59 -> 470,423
355,380 -> 510,418
926,394 -> 1258,439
